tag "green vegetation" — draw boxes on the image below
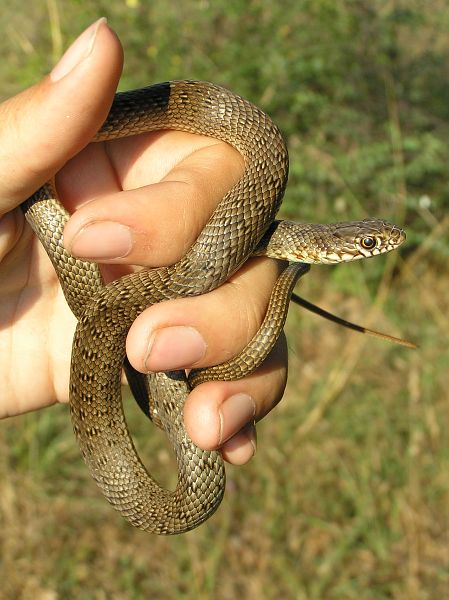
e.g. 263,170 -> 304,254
1,1 -> 448,598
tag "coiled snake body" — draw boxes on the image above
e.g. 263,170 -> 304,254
22,81 -> 405,534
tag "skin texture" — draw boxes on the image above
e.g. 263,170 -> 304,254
0,19 -> 289,465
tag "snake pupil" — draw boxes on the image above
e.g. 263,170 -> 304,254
361,237 -> 376,249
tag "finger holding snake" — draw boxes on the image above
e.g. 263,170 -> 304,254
0,18 -> 288,466
59,126 -> 288,463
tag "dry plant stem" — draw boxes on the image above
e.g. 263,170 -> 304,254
46,0 -> 63,61
405,354 -> 423,600
402,214 -> 449,275
400,216 -> 449,340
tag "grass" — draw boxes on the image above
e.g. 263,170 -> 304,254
1,1 -> 449,598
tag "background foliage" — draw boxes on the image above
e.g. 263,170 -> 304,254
0,1 -> 448,598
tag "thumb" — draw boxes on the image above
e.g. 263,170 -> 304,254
0,18 -> 123,214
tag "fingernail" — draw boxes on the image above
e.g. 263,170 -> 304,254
67,221 -> 133,260
50,17 -> 107,82
144,326 -> 207,372
218,394 -> 256,446
222,423 -> 257,465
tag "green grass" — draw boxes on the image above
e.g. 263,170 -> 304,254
1,1 -> 448,598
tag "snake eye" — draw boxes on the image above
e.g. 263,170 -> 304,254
361,236 -> 377,250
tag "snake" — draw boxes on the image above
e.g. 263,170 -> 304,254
21,81 -> 406,534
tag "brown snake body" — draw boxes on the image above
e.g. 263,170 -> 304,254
21,81 -> 405,534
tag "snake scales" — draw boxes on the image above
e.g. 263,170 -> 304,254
21,81 -> 405,534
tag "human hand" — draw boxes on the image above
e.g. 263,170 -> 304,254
0,19 -> 289,465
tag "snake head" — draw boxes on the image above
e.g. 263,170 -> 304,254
316,218 -> 407,264
257,218 -> 406,264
